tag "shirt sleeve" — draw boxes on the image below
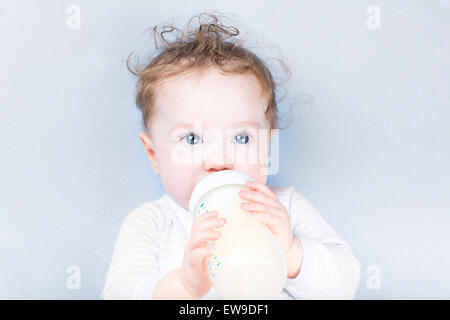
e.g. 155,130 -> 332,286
284,190 -> 361,299
101,208 -> 162,300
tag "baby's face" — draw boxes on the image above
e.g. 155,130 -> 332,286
140,67 -> 273,210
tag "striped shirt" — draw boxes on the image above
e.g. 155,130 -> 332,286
101,185 -> 360,299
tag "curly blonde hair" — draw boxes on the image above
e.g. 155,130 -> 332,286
126,12 -> 294,135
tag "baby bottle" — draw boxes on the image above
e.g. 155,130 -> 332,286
188,170 -> 287,300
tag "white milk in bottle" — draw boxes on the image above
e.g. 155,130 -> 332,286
188,170 -> 287,300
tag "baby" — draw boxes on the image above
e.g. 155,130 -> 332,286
101,13 -> 360,300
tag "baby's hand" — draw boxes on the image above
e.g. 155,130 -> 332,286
239,181 -> 294,254
179,210 -> 226,299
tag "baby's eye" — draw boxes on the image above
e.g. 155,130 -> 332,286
233,132 -> 250,144
182,132 -> 201,145
180,132 -> 251,145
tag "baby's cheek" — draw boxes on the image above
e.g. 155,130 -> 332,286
166,164 -> 197,208
236,164 -> 269,185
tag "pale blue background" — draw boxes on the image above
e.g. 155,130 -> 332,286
1,0 -> 449,299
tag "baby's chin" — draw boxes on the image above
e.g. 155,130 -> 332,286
171,192 -> 190,211
180,200 -> 189,211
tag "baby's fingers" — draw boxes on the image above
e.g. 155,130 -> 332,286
189,229 -> 222,250
192,212 -> 226,232
197,210 -> 218,220
190,246 -> 214,265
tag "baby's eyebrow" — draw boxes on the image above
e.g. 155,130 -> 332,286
171,121 -> 261,132
233,121 -> 262,128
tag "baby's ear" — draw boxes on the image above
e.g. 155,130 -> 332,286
139,132 -> 154,149
138,132 -> 159,175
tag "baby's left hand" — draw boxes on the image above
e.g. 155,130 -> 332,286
239,181 -> 294,254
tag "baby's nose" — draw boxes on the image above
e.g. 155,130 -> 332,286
202,144 -> 234,172
203,158 -> 234,172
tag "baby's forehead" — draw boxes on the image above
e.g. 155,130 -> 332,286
158,66 -> 263,95
162,110 -> 268,130
151,67 -> 269,129
152,104 -> 269,135
157,98 -> 268,126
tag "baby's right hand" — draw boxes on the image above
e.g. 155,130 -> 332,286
179,210 -> 226,299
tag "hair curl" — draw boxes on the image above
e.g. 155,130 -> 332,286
126,12 -> 296,135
